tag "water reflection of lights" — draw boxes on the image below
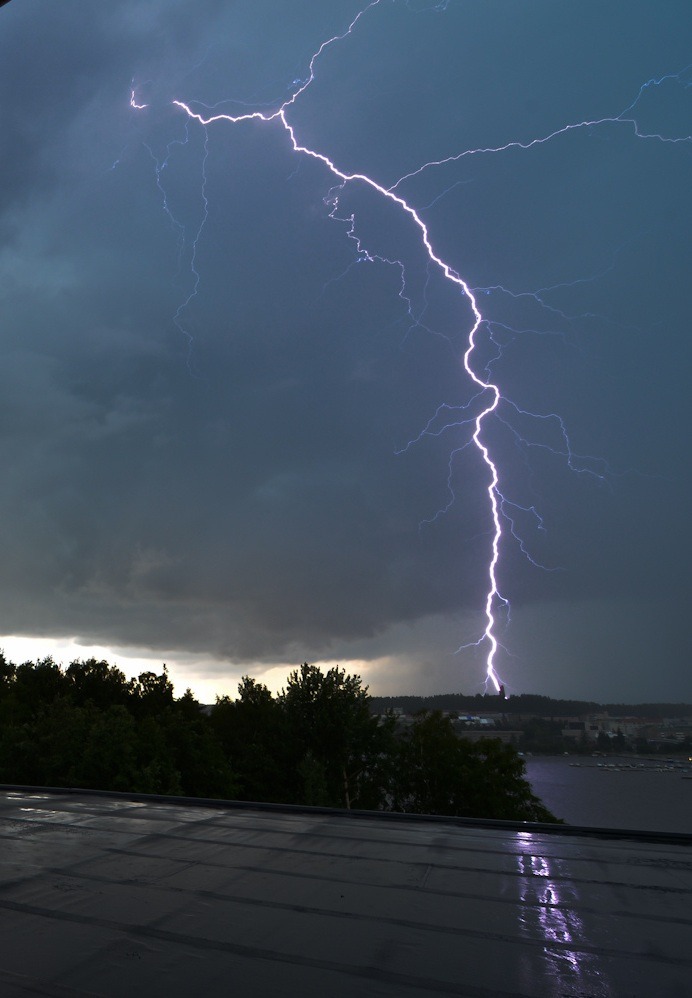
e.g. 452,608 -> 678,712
514,832 -> 612,996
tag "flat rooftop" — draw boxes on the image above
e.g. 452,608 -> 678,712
1,790 -> 690,997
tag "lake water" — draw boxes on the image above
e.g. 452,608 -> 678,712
525,756 -> 691,834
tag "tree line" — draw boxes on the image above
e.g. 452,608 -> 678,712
0,655 -> 557,822
370,693 -> 692,718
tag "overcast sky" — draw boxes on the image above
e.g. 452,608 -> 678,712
1,0 -> 690,702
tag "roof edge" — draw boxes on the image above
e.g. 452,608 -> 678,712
1,783 -> 689,846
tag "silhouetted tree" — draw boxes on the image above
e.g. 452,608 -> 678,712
129,667 -> 176,717
10,658 -> 67,721
391,712 -> 558,821
66,658 -> 130,710
279,663 -> 392,809
210,677 -> 288,802
164,689 -> 237,798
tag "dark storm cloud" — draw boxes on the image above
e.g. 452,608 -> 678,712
0,1 -> 690,699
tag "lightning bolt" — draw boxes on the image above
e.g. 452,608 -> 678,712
132,1 -> 691,694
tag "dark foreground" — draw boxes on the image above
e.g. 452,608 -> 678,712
0,790 -> 690,997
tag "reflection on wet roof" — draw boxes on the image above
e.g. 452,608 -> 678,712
1,790 -> 690,996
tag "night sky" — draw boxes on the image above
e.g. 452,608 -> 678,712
1,0 -> 690,702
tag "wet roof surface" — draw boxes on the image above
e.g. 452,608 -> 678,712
0,791 -> 690,997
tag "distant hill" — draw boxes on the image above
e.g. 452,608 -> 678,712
369,693 -> 692,718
